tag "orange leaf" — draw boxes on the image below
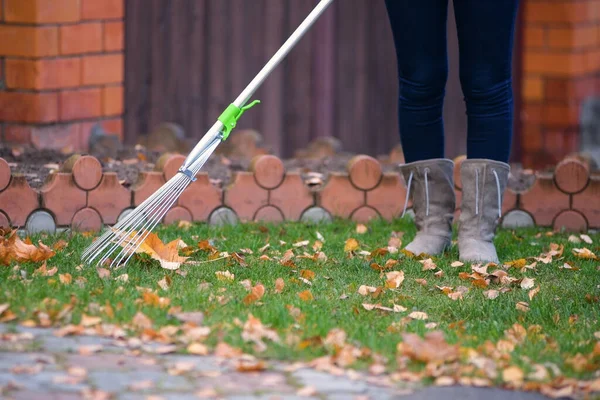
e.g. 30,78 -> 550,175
300,270 -> 315,281
274,278 -> 285,293
114,230 -> 188,270
243,284 -> 265,305
298,290 -> 314,302
0,229 -> 55,266
344,238 -> 359,252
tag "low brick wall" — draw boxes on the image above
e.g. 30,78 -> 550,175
0,153 -> 598,234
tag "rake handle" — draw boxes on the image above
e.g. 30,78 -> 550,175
181,0 -> 335,173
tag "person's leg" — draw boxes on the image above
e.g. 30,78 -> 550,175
385,1 -> 456,257
452,0 -> 520,263
454,0 -> 520,163
384,0 -> 449,162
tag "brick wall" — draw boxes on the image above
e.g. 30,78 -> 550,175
520,0 -> 600,169
0,0 -> 124,151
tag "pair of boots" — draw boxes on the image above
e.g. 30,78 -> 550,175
398,158 -> 509,264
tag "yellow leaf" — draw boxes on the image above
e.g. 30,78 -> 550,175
114,230 -> 189,270
298,290 -> 314,302
80,314 -> 102,327
502,366 -> 524,385
355,224 -> 368,234
0,229 -> 55,266
344,238 -> 359,252
216,271 -> 234,281
187,343 -> 208,355
573,248 -> 598,260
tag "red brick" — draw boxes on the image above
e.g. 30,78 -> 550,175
503,190 -> 518,214
250,155 -> 285,190
61,154 -> 103,191
348,155 -> 382,191
30,124 -> 80,150
553,210 -> 588,233
104,21 -> 124,51
524,1 -> 596,24
0,25 -> 58,57
572,175 -> 600,228
82,54 -> 124,85
60,22 -> 103,55
543,103 -> 579,126
547,25 -> 598,50
317,173 -> 365,219
132,171 -> 165,206
178,174 -> 223,222
5,0 -> 80,23
88,172 -> 131,225
59,88 -> 103,121
546,77 -> 598,102
0,92 -> 58,123
351,206 -> 380,223
0,158 -> 10,192
254,206 -> 284,223
521,103 -> 542,124
0,176 -> 40,227
100,118 -> 124,139
163,206 -> 193,225
520,173 -> 570,226
365,173 -> 408,221
521,123 -> 544,152
40,173 -> 87,226
81,0 -> 124,20
71,207 -> 103,232
102,85 -> 124,116
269,173 -> 314,221
523,51 -> 585,77
544,130 -> 570,156
522,76 -> 544,102
554,157 -> 590,194
4,58 -> 81,90
223,172 -> 269,221
524,26 -> 546,48
4,125 -> 32,145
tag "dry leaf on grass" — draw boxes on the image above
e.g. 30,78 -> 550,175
243,284 -> 265,305
344,238 -> 359,252
520,277 -> 535,290
96,268 -> 110,279
274,278 -> 285,293
385,271 -> 405,289
358,285 -> 378,296
484,290 -> 500,300
580,234 -> 593,244
115,230 -> 189,270
516,302 -> 530,312
420,258 -> 437,271
356,224 -> 368,234
529,286 -> 540,300
398,331 -> 459,363
450,261 -> 464,268
408,311 -> 428,320
573,248 -> 598,260
362,303 -> 406,313
0,230 -> 55,266
216,271 -> 234,281
298,290 -> 314,302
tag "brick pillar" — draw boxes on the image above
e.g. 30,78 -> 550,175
520,0 -> 600,169
0,0 -> 124,151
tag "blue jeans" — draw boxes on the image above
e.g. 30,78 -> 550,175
384,0 -> 520,163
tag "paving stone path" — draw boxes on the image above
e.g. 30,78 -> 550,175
0,324 -> 552,400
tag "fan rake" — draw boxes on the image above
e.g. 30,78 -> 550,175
82,0 -> 335,268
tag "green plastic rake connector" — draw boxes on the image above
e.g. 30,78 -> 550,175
217,100 -> 261,140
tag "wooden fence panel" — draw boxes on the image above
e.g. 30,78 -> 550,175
125,0 -> 520,159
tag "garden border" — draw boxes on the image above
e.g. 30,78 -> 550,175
0,153 -> 598,234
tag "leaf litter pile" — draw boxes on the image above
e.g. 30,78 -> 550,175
1,220 -> 600,398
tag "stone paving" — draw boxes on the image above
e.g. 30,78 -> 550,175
0,324 -> 552,400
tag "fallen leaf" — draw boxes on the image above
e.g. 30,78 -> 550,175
293,240 -> 310,248
187,343 -> 209,355
274,278 -> 285,293
236,358 -> 266,372
116,274 -> 129,283
96,268 -> 110,279
300,270 -> 315,281
243,284 -> 265,305
173,311 -> 204,325
132,311 -> 153,330
415,278 -> 427,286
399,331 -> 459,363
450,261 -> 464,268
80,314 -> 102,327
362,303 -> 406,313
356,224 -> 368,234
420,258 -> 437,271
157,276 -> 171,291
573,248 -> 598,260
434,270 -> 444,278
240,279 -> 253,290
516,302 -> 530,312
344,238 -> 359,252
358,285 -> 378,296
580,234 -> 593,244
502,366 -> 524,385
230,252 -> 248,267
114,230 -> 189,270
408,311 -> 428,320
0,229 -> 55,266
528,286 -> 540,300
215,271 -> 234,281
78,345 -> 103,355
568,235 -> 581,243
484,290 -> 499,300
385,271 -> 405,289
520,277 -> 535,290
298,290 -> 314,302
59,273 -> 72,285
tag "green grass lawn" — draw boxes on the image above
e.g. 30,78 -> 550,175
1,217 -> 599,394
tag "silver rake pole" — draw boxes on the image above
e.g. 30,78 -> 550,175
81,0 -> 335,268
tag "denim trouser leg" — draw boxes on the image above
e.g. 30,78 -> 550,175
384,0 -> 520,163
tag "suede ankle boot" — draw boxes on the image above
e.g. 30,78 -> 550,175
398,159 -> 456,257
457,159 -> 510,264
